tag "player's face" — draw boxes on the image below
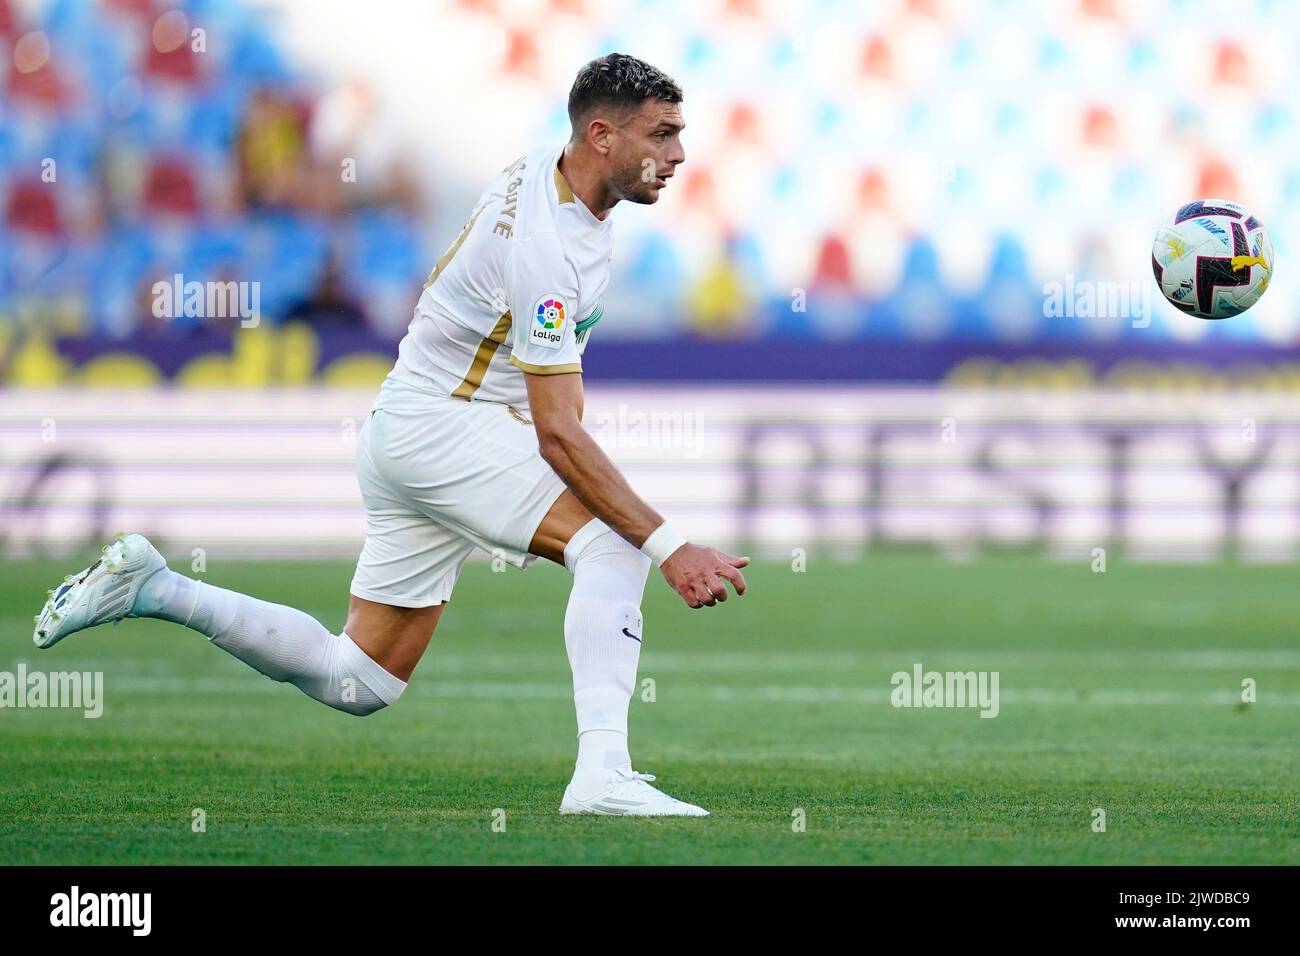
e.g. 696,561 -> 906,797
609,100 -> 685,205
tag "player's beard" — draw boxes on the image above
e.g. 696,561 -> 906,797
612,164 -> 661,205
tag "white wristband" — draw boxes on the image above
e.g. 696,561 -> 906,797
640,523 -> 687,567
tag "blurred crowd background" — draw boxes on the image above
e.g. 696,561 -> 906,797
5,0 -> 1300,558
2,0 -> 1300,385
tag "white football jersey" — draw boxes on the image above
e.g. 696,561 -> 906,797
382,144 -> 613,410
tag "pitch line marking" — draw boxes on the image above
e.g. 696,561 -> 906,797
88,676 -> 1300,707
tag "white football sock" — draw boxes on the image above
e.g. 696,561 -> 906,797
563,519 -> 651,797
135,568 -> 405,716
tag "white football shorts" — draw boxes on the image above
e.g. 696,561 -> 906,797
349,378 -> 568,607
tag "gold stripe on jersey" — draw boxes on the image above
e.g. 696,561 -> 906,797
451,311 -> 513,399
509,355 -> 582,375
424,205 -> 485,290
554,164 -> 575,205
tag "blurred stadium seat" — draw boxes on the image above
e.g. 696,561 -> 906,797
1,0 -> 1298,384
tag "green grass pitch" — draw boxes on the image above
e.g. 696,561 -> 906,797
1,551 -> 1297,865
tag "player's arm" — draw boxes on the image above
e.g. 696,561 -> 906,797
525,370 -> 748,608
508,234 -> 748,607
526,370 -> 658,542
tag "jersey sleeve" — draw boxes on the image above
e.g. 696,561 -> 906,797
506,233 -> 583,375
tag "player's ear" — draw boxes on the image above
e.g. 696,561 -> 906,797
587,117 -> 615,155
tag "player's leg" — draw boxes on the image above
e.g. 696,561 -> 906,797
32,410 -> 467,716
32,533 -> 432,716
531,493 -> 643,790
530,490 -> 707,816
530,491 -> 644,788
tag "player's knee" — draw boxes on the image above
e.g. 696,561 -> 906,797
332,675 -> 406,716
335,696 -> 381,717
610,537 -> 652,587
565,520 -> 651,588
308,633 -> 409,716
335,690 -> 392,717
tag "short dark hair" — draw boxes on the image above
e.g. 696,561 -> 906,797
567,53 -> 682,135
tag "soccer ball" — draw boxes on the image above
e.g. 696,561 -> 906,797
1151,199 -> 1274,319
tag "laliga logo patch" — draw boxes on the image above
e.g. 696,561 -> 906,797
531,295 -> 566,349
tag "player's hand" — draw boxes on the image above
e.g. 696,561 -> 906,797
659,543 -> 749,608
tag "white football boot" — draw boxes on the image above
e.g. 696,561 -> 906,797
33,533 -> 169,649
560,768 -> 710,817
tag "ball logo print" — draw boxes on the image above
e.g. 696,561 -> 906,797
530,294 -> 567,349
536,296 -> 566,329
1150,198 -> 1274,319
